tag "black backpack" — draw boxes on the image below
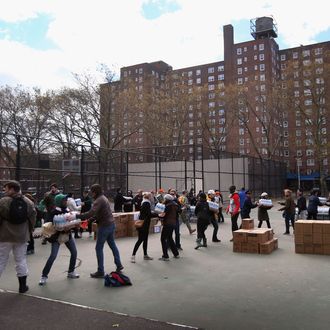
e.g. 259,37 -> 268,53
8,197 -> 28,225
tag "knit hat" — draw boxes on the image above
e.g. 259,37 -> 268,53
164,194 -> 174,201
54,194 -> 68,207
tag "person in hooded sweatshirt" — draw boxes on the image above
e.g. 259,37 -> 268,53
130,192 -> 158,263
39,194 -> 79,286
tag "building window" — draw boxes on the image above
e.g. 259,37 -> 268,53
260,74 -> 265,81
237,48 -> 242,55
259,43 -> 264,51
218,65 -> 224,72
260,64 -> 265,71
259,54 -> 264,61
237,68 -> 242,75
315,48 -> 323,55
139,68 -> 143,74
208,84 -> 215,91
237,58 -> 242,65
196,77 -> 201,84
280,54 -> 286,61
218,74 -> 224,81
208,76 -> 215,82
208,67 -> 214,73
196,69 -> 201,75
302,50 -> 310,57
307,159 -> 315,166
237,78 -> 243,85
188,79 -> 193,85
188,71 -> 193,77
293,52 -> 299,59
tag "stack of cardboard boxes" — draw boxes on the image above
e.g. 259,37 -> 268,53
92,212 -> 161,239
233,218 -> 278,254
294,220 -> 330,255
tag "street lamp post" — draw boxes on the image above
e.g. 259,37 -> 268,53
296,158 -> 301,190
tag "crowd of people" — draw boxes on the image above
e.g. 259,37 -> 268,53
0,180 -> 328,294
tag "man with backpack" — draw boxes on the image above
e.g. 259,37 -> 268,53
0,181 -> 36,293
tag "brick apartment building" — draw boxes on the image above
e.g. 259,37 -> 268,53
101,17 -> 330,190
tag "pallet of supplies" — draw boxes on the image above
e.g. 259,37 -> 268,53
294,220 -> 330,255
232,228 -> 277,254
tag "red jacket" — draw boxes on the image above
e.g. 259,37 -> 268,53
226,192 -> 240,215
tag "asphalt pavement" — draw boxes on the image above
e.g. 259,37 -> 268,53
1,207 -> 330,330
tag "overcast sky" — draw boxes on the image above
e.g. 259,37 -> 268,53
0,0 -> 329,89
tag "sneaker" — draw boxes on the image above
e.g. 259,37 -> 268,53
177,247 -> 183,251
173,255 -> 180,259
67,272 -> 80,279
190,229 -> 196,235
283,232 -> 290,235
212,238 -> 221,242
158,257 -> 170,261
229,238 -> 233,242
131,256 -> 136,263
116,265 -> 124,272
90,271 -> 105,278
26,250 -> 34,255
39,276 -> 47,286
143,255 -> 153,260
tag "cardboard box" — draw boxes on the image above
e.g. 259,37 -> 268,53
241,218 -> 254,230
233,229 -> 249,243
303,235 -> 313,244
259,240 -> 274,254
322,233 -> 330,244
313,222 -> 323,234
295,243 -> 304,254
247,229 -> 270,244
241,242 -> 249,253
313,244 -> 323,255
247,242 -> 259,253
323,244 -> 330,255
312,233 -> 323,244
294,221 -> 304,235
323,221 -> 330,234
294,235 -> 304,244
233,242 -> 242,253
304,244 -> 314,254
303,222 -> 313,235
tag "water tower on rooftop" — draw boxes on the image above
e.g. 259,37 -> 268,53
250,16 -> 278,40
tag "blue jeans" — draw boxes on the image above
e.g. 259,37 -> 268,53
96,223 -> 122,273
42,236 -> 77,277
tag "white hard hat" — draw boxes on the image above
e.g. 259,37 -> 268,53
207,190 -> 215,195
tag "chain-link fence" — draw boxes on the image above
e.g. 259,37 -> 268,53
0,133 -> 287,200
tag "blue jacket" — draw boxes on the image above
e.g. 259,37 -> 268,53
307,195 -> 321,214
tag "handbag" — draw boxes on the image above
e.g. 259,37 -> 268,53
134,220 -> 144,228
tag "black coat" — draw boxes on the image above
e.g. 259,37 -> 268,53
138,201 -> 157,231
